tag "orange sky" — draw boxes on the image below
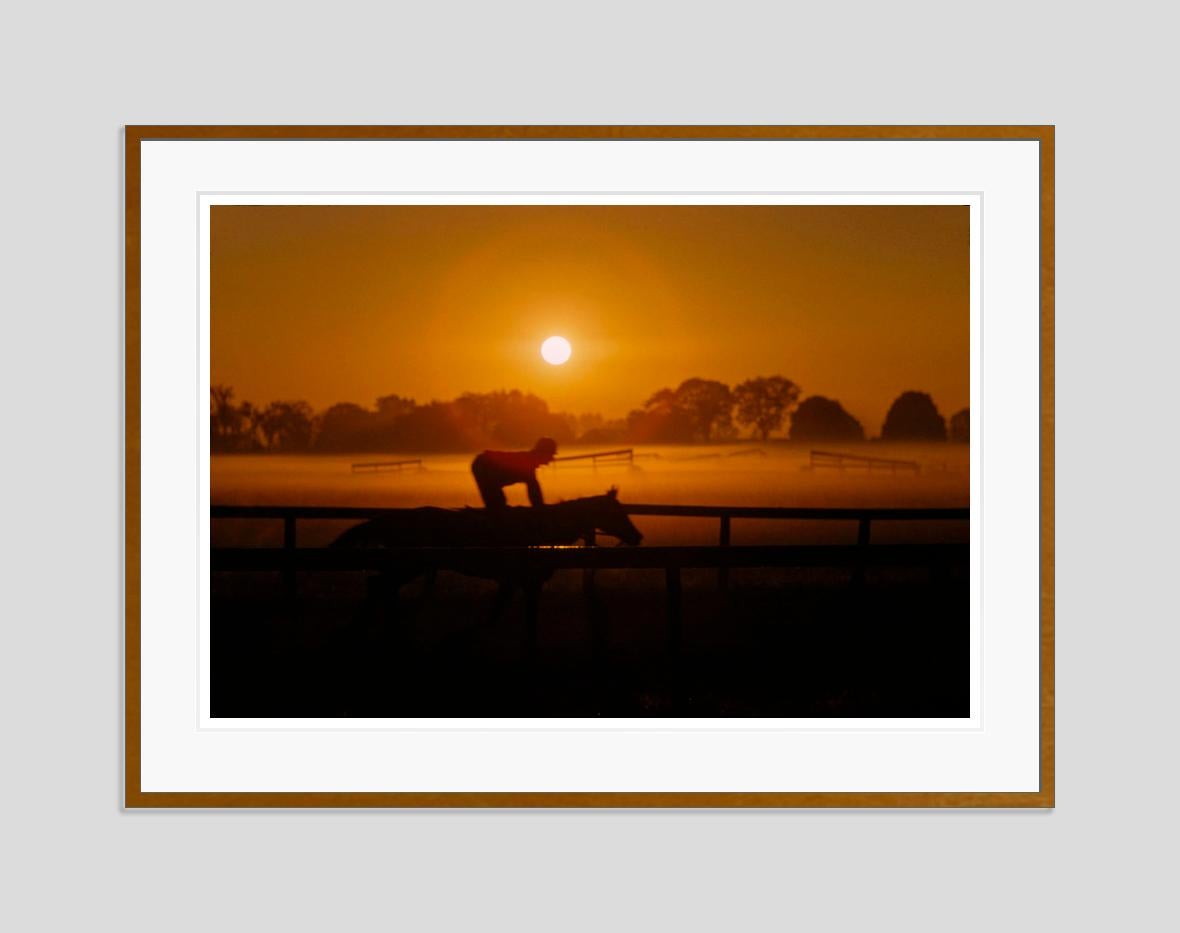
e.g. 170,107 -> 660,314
211,204 -> 968,434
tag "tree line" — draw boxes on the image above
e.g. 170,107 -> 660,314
211,378 -> 968,453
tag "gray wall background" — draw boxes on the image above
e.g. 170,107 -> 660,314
2,1 -> 1174,929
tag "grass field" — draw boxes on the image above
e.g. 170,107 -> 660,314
211,567 -> 969,719
210,442 -> 970,718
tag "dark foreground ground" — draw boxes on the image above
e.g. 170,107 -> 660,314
211,564 -> 969,718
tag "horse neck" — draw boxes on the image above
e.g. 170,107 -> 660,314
547,498 -> 599,542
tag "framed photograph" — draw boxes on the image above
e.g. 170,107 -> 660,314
125,125 -> 1053,807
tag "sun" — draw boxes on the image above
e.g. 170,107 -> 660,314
540,335 -> 572,365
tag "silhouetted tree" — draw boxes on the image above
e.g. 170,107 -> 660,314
211,385 -> 265,451
949,408 -> 969,444
574,412 -> 605,439
672,378 -> 733,441
490,393 -> 573,447
314,402 -> 380,451
733,376 -> 801,441
625,406 -> 690,443
789,396 -> 865,442
375,394 -> 417,422
713,420 -> 739,441
211,385 -> 242,447
451,392 -> 497,439
882,391 -> 947,441
446,390 -> 574,447
632,387 -> 695,443
643,387 -> 680,415
210,378 -> 952,456
238,400 -> 262,450
578,419 -> 629,445
258,401 -> 314,451
388,401 -> 479,451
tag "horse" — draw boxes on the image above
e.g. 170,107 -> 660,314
330,488 -> 643,639
331,487 -> 642,553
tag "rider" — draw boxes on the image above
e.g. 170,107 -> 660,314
471,437 -> 558,509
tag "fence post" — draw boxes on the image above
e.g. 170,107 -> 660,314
524,583 -> 540,666
282,515 -> 297,605
666,566 -> 682,657
853,517 -> 871,587
582,529 -> 596,596
718,514 -> 731,591
574,530 -> 606,665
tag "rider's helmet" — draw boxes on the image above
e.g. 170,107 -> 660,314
532,436 -> 558,463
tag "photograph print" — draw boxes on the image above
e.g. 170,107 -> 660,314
210,203 -> 970,720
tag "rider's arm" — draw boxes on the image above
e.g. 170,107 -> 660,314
526,473 -> 544,507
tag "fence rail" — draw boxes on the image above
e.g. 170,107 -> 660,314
211,503 -> 967,522
212,542 -> 967,573
809,449 -> 921,474
551,448 -> 634,468
212,502 -> 967,592
211,504 -> 966,559
351,458 -> 424,473
212,504 -> 967,656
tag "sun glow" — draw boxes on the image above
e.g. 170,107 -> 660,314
541,335 -> 572,365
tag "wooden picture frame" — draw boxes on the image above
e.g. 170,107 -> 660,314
125,125 -> 1053,807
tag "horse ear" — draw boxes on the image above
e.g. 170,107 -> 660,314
607,486 -> 618,499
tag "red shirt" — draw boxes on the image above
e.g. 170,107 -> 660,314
474,449 -> 548,505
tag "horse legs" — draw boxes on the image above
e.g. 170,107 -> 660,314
490,577 -> 541,664
491,579 -> 515,625
488,576 -> 544,670
523,580 -> 540,666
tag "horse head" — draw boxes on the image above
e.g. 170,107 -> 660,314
588,486 -> 643,546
